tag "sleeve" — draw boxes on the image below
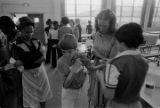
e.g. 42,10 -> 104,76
104,63 -> 120,89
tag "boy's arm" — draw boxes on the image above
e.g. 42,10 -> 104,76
96,64 -> 120,100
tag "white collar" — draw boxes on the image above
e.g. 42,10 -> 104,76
114,50 -> 141,59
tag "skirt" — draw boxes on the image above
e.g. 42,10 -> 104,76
23,64 -> 53,108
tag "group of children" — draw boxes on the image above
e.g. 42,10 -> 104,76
56,22 -> 148,108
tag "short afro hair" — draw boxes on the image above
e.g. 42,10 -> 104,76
61,17 -> 70,25
17,16 -> 34,31
115,23 -> 144,48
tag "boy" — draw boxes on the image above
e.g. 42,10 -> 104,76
94,23 -> 148,108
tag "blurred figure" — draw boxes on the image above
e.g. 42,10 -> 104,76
69,19 -> 79,41
57,17 -> 73,58
13,16 -> 52,108
86,20 -> 93,34
48,21 -> 60,68
58,17 -> 73,41
45,19 -> 53,64
45,19 -> 52,36
0,16 -> 22,108
75,18 -> 82,42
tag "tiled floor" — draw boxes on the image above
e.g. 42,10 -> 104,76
45,62 -> 160,108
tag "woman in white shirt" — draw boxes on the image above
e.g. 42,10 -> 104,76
48,21 -> 60,68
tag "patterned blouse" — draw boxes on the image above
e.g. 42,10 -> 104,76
92,32 -> 118,59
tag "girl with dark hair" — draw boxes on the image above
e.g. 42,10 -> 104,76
94,23 -> 148,108
12,16 -> 52,108
88,9 -> 118,108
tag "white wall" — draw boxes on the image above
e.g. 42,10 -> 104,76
0,0 -> 63,26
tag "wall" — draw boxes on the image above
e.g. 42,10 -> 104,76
0,0 -> 63,26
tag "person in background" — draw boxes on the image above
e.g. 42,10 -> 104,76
48,21 -> 60,68
0,16 -> 22,108
75,18 -> 82,42
58,17 -> 73,41
86,20 -> 93,34
88,9 -> 118,108
95,23 -> 148,108
12,16 -> 52,108
69,19 -> 79,41
45,18 -> 53,64
57,17 -> 73,58
45,19 -> 52,36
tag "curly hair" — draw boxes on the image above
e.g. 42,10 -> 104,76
95,9 -> 116,35
115,23 -> 144,48
0,16 -> 17,42
17,16 -> 35,31
61,17 -> 70,25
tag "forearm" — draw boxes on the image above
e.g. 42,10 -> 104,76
99,77 -> 114,100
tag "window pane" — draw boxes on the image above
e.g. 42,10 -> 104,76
133,7 -> 142,17
77,0 -> 90,5
91,0 -> 101,16
116,0 -> 122,6
155,0 -> 160,7
152,0 -> 160,27
152,18 -> 160,27
132,17 -> 141,23
116,6 -> 121,16
134,0 -> 143,6
123,0 -> 134,6
122,7 -> 133,16
121,17 -> 132,24
66,0 -> 75,16
92,5 -> 101,16
77,5 -> 90,16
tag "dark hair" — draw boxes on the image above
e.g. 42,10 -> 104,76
46,19 -> 52,25
95,9 -> 116,35
115,23 -> 144,48
17,16 -> 35,31
0,16 -> 17,42
58,34 -> 77,50
61,17 -> 70,25
53,21 -> 59,26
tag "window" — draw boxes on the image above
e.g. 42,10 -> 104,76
152,0 -> 160,27
116,0 -> 143,27
65,0 -> 101,33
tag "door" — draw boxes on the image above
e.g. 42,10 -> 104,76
28,14 -> 45,44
